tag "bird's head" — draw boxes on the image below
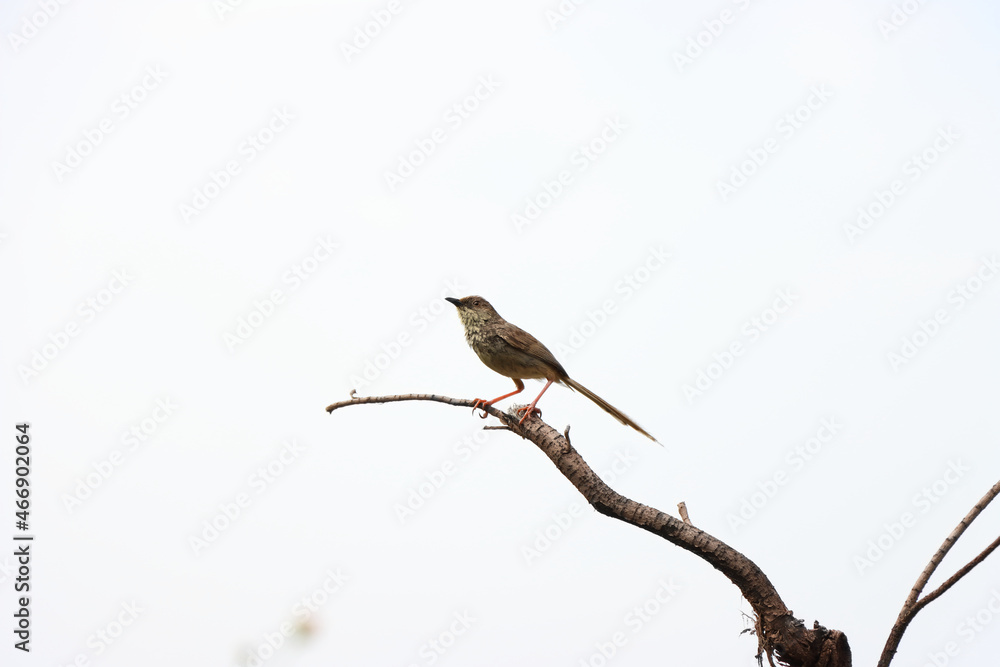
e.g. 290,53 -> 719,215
446,295 -> 501,329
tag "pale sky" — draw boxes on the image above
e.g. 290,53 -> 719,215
2,1 -> 1000,665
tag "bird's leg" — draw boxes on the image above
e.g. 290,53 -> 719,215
516,379 -> 555,424
472,378 -> 525,419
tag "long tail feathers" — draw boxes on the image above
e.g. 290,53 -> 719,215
563,377 -> 660,445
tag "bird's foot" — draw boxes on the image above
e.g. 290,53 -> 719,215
515,405 -> 542,425
471,398 -> 492,419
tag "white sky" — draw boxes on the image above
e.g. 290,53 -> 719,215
2,1 -> 1000,665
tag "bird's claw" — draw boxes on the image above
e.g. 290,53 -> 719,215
515,406 -> 542,425
471,399 -> 490,419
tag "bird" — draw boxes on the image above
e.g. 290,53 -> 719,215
445,295 -> 658,443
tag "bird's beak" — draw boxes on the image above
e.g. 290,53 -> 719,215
445,297 -> 462,308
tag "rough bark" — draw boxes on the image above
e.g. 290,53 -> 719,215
504,406 -> 852,667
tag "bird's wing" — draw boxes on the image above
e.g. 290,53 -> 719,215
496,324 -> 569,379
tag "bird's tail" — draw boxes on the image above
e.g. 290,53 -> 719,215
563,377 -> 660,445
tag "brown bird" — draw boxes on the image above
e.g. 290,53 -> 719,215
445,295 -> 658,443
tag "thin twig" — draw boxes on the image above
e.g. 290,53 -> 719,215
877,478 -> 1000,667
328,392 -> 492,415
914,533 -> 1000,612
326,392 -> 534,438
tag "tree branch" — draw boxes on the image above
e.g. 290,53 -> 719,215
327,392 -> 851,666
326,392 -> 479,413
915,534 -> 1000,610
877,478 -> 1000,667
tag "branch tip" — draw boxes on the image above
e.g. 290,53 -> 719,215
678,501 -> 691,525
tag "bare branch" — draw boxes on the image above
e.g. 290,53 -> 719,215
327,392 -> 493,415
678,501 -> 691,525
878,478 -> 1000,667
916,533 -> 1000,611
327,392 -> 852,666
